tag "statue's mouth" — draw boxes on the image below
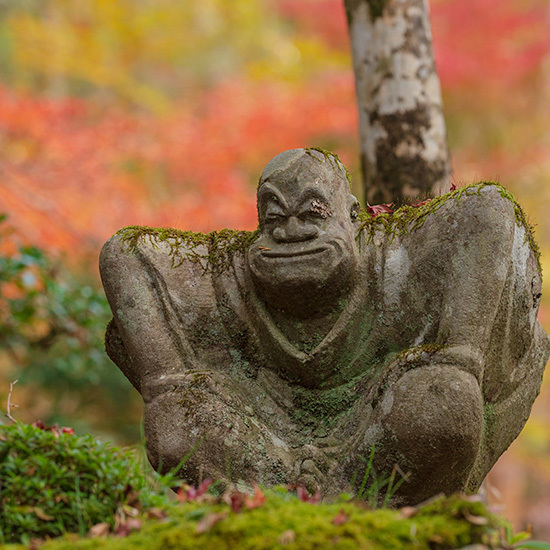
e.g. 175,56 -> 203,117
259,245 -> 328,259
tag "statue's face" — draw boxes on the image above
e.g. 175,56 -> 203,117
247,150 -> 360,317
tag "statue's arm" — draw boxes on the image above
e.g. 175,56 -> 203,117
99,233 -> 199,392
423,185 -> 521,381
361,186 -> 530,503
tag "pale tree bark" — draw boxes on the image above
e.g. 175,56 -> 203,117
344,0 -> 451,204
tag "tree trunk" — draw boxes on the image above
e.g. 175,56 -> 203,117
344,0 -> 451,204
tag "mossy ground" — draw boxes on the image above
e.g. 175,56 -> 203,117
0,492 -> 508,550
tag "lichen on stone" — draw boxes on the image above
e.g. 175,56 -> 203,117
394,343 -> 448,365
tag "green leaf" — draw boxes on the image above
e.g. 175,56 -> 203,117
515,542 -> 550,550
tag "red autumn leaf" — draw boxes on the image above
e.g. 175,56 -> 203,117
195,512 -> 227,534
229,492 -> 246,513
366,202 -> 394,217
31,420 -> 75,436
245,484 -> 266,510
332,509 -> 349,525
450,181 -> 458,191
32,420 -> 47,430
177,478 -> 213,502
296,486 -> 321,504
115,517 -> 142,537
195,478 -> 213,497
411,198 -> 431,208
177,484 -> 191,502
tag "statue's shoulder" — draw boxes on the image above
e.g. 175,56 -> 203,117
443,183 -> 538,252
448,182 -> 516,219
358,183 -> 519,248
100,226 -> 211,271
100,225 -> 259,275
408,182 -> 524,238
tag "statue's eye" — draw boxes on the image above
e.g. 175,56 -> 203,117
301,209 -> 325,220
264,203 -> 286,222
265,212 -> 285,222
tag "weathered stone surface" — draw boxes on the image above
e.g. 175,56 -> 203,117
100,148 -> 549,506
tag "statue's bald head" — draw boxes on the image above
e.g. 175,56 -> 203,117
259,148 -> 351,194
249,148 -> 360,317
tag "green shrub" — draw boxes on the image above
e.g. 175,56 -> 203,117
0,422 -> 168,544
0,215 -> 139,439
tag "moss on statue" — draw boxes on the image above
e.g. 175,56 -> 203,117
291,378 -> 359,429
358,182 -> 542,275
304,147 -> 353,186
117,226 -> 259,272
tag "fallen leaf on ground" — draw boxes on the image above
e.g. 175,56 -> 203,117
178,478 -> 213,502
147,507 -> 167,520
228,491 -> 246,513
400,506 -> 418,519
332,509 -> 349,525
296,486 -> 321,504
464,511 -> 489,525
278,529 -> 296,545
196,512 -> 228,534
115,518 -> 142,537
245,484 -> 266,509
32,508 -> 54,521
89,523 -> 110,538
411,199 -> 431,208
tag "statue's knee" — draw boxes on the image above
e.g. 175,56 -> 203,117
381,366 -> 483,466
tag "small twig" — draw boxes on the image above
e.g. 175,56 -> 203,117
5,379 -> 19,423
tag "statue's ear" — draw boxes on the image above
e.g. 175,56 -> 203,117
349,195 -> 361,221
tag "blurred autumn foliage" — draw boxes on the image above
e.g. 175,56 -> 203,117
0,0 -> 549,539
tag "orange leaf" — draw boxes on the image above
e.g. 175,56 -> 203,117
245,484 -> 266,510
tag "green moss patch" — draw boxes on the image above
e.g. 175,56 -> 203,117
0,422 -> 168,545
1,492 -> 507,550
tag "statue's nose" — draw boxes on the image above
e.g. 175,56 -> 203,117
272,217 -> 319,243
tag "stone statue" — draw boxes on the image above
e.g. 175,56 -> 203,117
100,148 -> 549,505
